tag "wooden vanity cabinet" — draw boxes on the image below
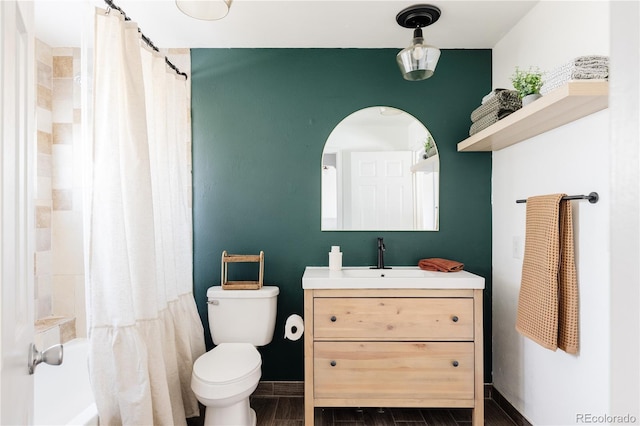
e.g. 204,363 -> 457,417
304,288 -> 484,426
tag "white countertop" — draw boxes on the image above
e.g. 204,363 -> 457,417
302,266 -> 485,290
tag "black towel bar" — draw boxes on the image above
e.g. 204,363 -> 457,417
516,192 -> 599,204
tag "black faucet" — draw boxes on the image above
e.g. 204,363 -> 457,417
371,237 -> 391,269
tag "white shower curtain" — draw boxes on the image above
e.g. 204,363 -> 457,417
88,8 -> 205,425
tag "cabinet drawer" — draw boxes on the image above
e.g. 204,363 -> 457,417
314,297 -> 473,340
314,341 -> 474,400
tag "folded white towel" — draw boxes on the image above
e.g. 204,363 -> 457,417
541,55 -> 609,94
572,60 -> 608,68
574,55 -> 609,64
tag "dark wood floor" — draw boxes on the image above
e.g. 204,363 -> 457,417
249,397 -> 517,426
188,397 -> 517,426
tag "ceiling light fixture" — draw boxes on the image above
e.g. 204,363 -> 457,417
396,4 -> 441,81
176,0 -> 231,21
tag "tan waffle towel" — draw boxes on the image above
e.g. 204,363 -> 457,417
516,194 -> 579,354
418,258 -> 465,272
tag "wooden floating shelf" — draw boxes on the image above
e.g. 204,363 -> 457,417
410,154 -> 439,173
457,80 -> 609,152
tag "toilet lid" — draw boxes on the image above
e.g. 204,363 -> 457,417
193,343 -> 261,385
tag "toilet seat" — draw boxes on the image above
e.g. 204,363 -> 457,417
191,343 -> 262,401
194,343 -> 261,384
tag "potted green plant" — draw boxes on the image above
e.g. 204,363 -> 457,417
511,66 -> 543,106
423,135 -> 437,159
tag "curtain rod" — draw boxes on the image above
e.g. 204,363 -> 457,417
516,192 -> 599,204
104,0 -> 188,80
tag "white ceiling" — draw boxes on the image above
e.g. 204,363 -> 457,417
35,0 -> 537,49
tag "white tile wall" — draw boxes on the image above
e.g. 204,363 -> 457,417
49,49 -> 86,337
34,39 -> 84,338
52,275 -> 76,317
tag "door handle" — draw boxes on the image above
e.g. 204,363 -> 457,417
28,343 -> 63,375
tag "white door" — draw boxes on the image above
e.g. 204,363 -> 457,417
350,151 -> 413,230
1,1 -> 36,424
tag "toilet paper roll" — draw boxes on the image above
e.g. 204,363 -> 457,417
284,314 -> 304,341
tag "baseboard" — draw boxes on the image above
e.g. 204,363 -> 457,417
254,381 -> 304,397
254,381 -> 530,426
484,383 -> 492,399
490,385 -> 532,426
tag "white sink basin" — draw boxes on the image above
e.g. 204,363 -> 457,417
340,268 -> 435,278
302,266 -> 484,289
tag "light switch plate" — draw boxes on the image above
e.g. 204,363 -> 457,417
512,236 -> 524,259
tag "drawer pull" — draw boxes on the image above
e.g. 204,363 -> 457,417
452,315 -> 459,322
330,360 -> 337,367
452,360 -> 459,367
330,315 -> 337,322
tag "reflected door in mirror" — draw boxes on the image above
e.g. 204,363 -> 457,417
348,151 -> 413,230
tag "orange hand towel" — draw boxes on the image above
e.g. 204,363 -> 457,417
516,194 -> 579,354
418,258 -> 465,272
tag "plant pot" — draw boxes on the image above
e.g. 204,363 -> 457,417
522,93 -> 542,106
423,147 -> 437,159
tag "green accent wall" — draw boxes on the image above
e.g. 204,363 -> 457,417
191,49 -> 492,381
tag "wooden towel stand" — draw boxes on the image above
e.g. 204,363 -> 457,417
221,250 -> 264,290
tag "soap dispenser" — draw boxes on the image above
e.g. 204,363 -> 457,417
329,246 -> 342,271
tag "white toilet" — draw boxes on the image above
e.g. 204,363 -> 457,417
191,286 -> 279,426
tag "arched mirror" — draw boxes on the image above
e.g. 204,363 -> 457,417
322,106 -> 439,231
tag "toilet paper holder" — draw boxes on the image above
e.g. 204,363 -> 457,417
284,314 -> 304,341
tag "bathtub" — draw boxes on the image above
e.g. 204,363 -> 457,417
34,338 -> 99,426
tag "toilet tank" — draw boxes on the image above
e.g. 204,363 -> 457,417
207,286 -> 279,346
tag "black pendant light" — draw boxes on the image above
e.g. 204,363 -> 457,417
396,4 -> 441,81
